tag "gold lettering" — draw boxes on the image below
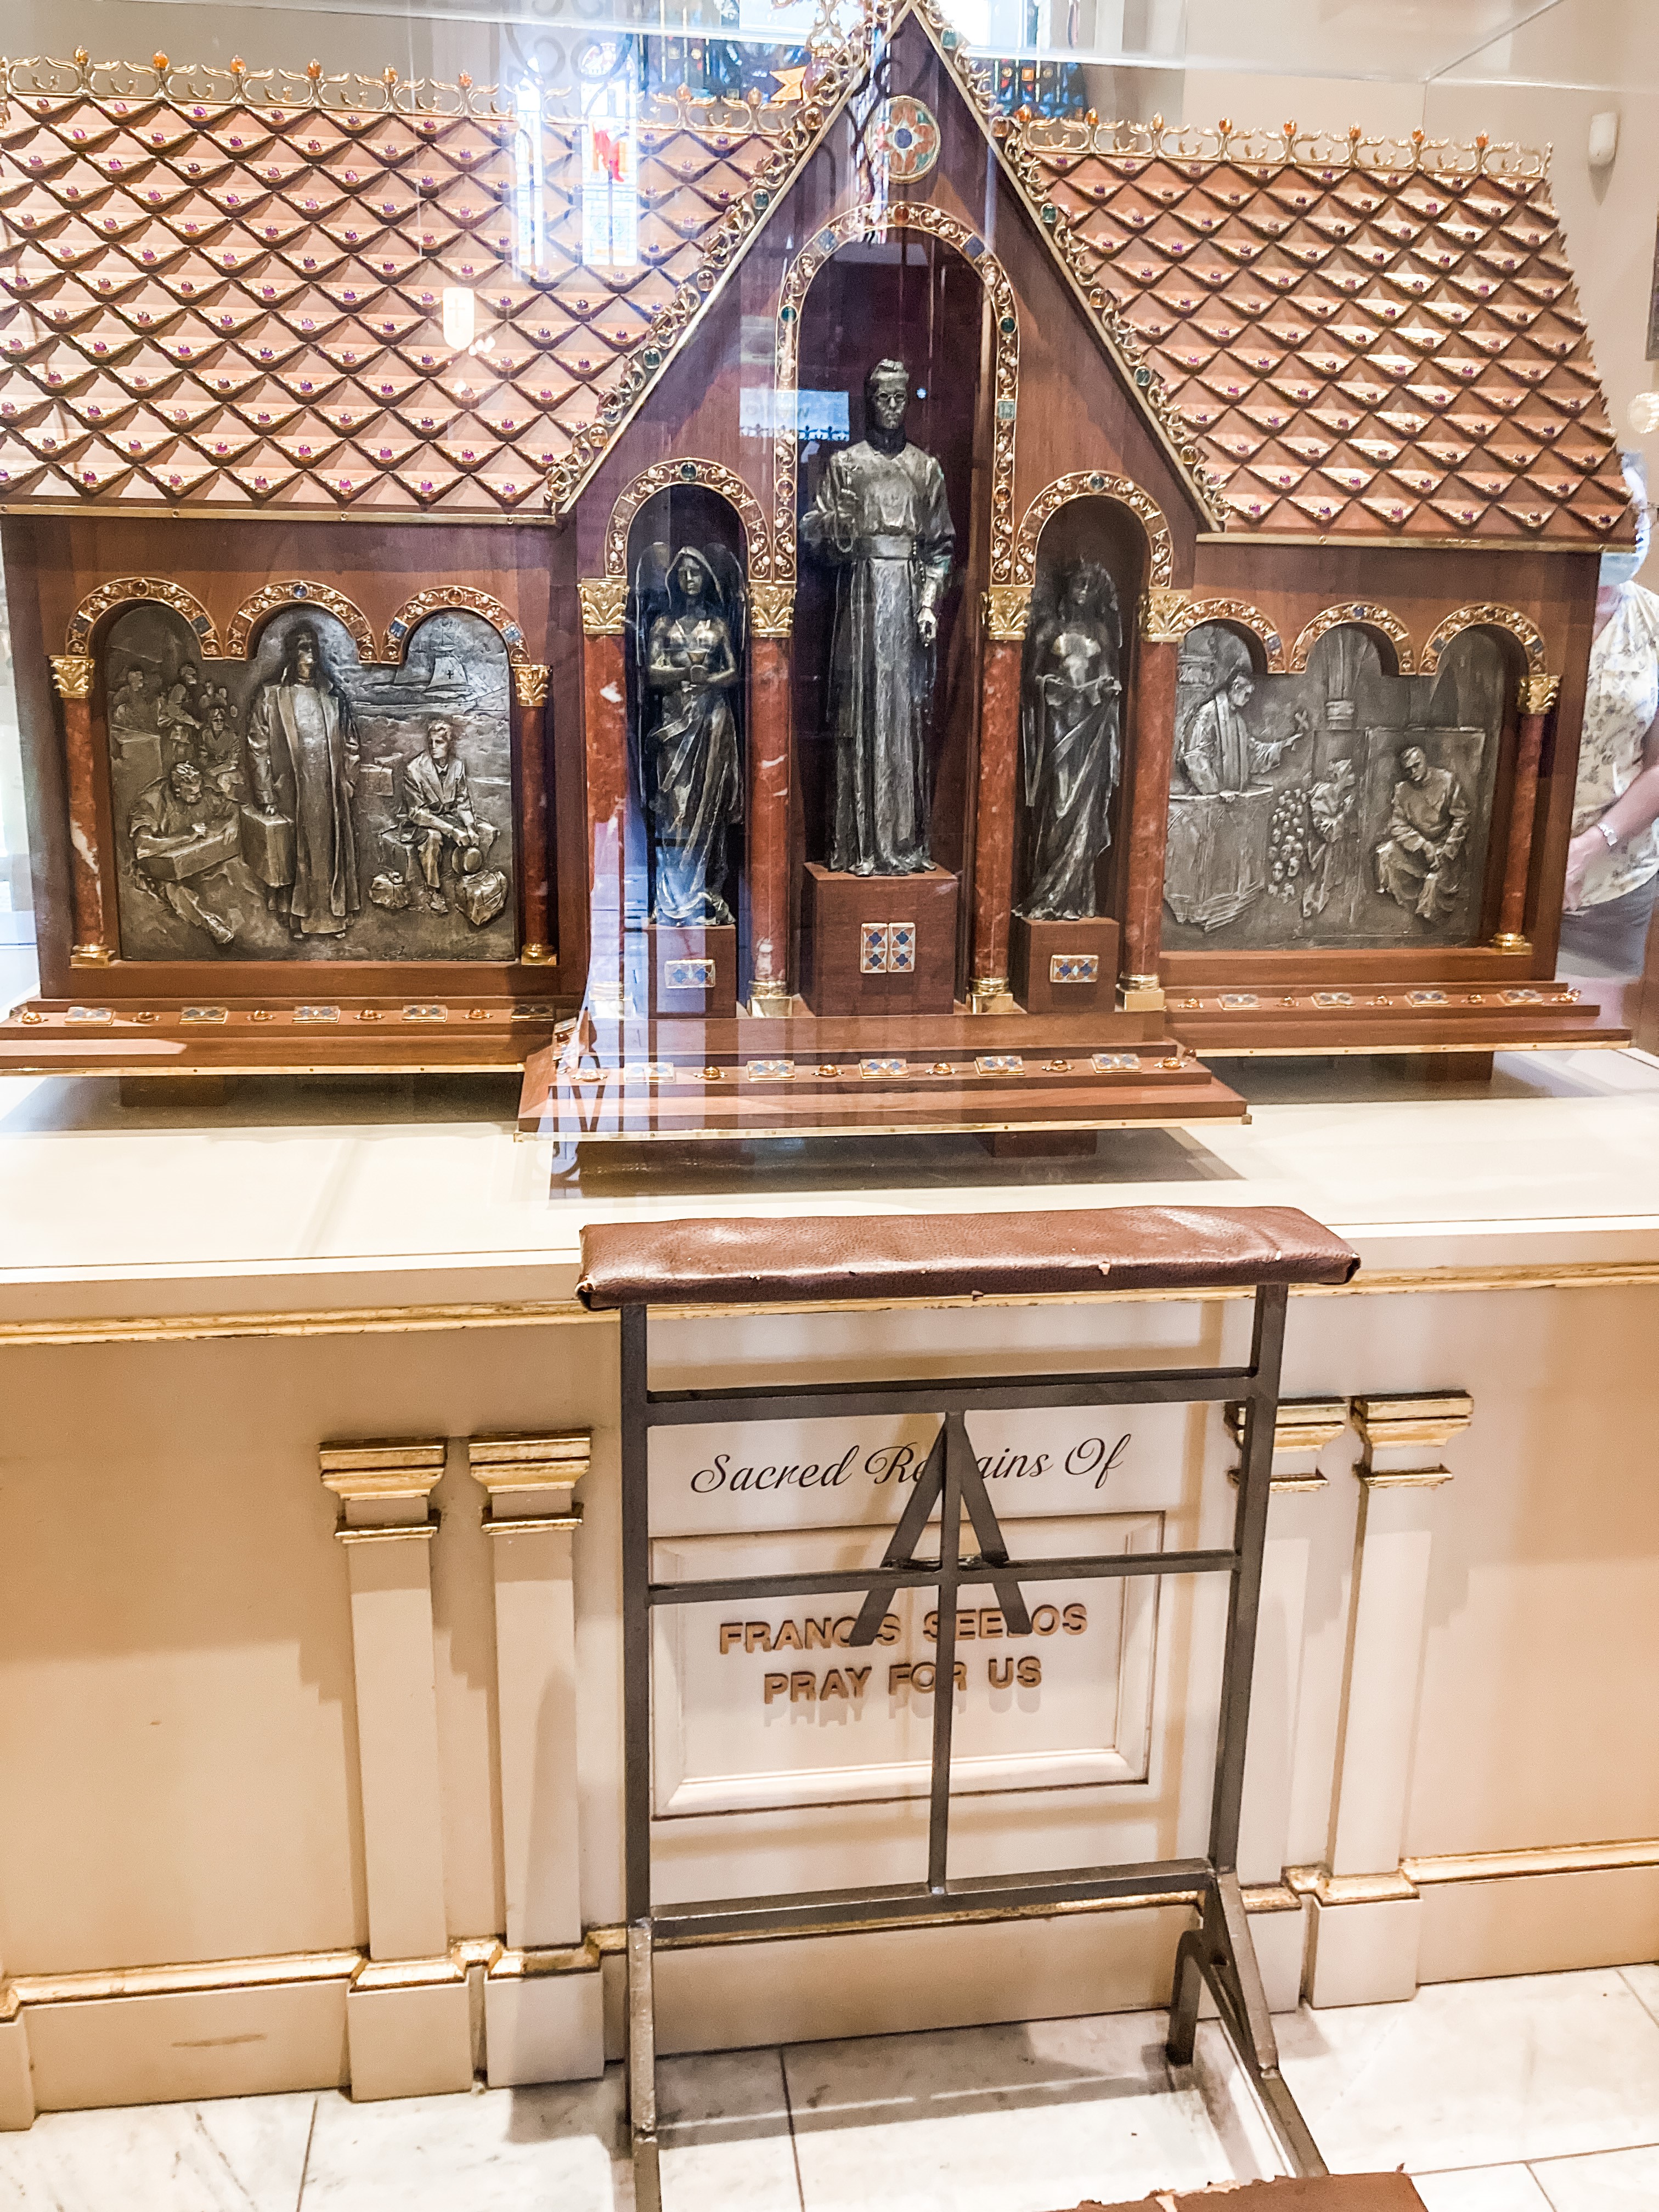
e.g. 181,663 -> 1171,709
889,1662 -> 912,1693
877,1613 -> 901,1645
719,1623 -> 743,1655
774,1620 -> 803,1650
805,1618 -> 834,1649
980,1608 -> 1005,1638
847,1666 -> 871,1695
1018,1655 -> 1042,1686
763,1672 -> 788,1702
833,1617 -> 856,1645
1032,1604 -> 1060,1635
923,1610 -> 938,1641
957,1610 -> 977,1639
989,1656 -> 1013,1688
821,1668 -> 848,1699
746,1622 -> 772,1654
790,1671 -> 815,1702
1063,1603 -> 1087,1634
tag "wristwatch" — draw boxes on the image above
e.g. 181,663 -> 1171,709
1596,819 -> 1622,853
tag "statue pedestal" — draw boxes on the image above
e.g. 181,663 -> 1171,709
799,863 -> 958,1017
636,924 -> 739,1019
1010,916 -> 1120,1015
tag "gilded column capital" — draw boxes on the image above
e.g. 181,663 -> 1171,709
981,584 -> 1032,641
578,578 -> 628,636
49,654 -> 94,699
320,1437 -> 447,1539
512,662 -> 550,708
749,583 -> 795,639
468,1431 -> 589,1534
1140,585 -> 1192,645
1519,673 -> 1561,715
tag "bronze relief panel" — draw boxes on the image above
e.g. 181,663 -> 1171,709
103,602 -> 517,962
1163,622 -> 1505,952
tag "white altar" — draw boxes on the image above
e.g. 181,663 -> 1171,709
0,1048 -> 1656,2125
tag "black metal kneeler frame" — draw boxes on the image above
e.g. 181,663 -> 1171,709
617,1282 -> 1325,2209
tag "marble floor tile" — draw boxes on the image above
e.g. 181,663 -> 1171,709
1616,1964 -> 1659,2031
1277,1970 -> 1659,2175
782,2010 -> 1268,2212
298,2075 -> 626,2209
1531,2143 -> 1659,2210
0,2089 -> 318,2211
657,2047 -> 802,2212
1412,2166 -> 1554,2211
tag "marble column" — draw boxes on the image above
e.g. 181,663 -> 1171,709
969,586 -> 1031,1014
1229,1397 -> 1350,2012
1305,1392 -> 1472,2008
512,662 -> 555,967
747,586 -> 795,1015
579,580 -> 630,1016
1492,675 -> 1561,952
1118,590 -> 1187,1011
320,1438 -> 472,2100
469,1432 -> 603,2087
49,654 -> 112,967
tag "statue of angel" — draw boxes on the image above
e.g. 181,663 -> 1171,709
1015,558 -> 1122,921
632,543 -> 746,927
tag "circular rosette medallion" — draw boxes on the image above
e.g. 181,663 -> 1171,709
873,95 -> 940,182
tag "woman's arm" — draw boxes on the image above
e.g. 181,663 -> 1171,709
1565,704 -> 1659,908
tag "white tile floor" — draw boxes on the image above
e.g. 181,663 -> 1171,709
2,1968 -> 1657,2210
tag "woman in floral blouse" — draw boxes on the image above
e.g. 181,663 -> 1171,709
1558,457 -> 1659,977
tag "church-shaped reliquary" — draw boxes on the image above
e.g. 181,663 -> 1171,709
0,8 -> 1633,1124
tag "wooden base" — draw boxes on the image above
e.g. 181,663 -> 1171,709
0,994 -> 568,1076
1011,915 -> 1120,1016
1166,979 -> 1626,1059
519,1011 -> 1244,1142
799,863 -> 958,1018
636,924 -> 738,1020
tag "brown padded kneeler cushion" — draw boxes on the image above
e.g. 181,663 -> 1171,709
1065,2179 -> 1425,2211
577,1204 -> 1359,1308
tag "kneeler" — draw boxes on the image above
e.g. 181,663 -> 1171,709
578,1204 -> 1361,2210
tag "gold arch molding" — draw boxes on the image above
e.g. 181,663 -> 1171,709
1420,603 -> 1549,675
66,578 -> 221,658
605,459 -> 772,582
774,201 -> 1020,585
1165,597 -> 1286,673
1014,472 -> 1175,591
1289,602 -> 1415,676
382,589 -> 530,666
227,582 -> 379,663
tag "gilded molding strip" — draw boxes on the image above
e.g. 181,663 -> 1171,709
3,1262 -> 1659,1347
11,1835 -> 1655,2009
1014,111 -> 1547,179
1015,471 -> 1174,590
603,459 -> 772,582
65,578 -> 221,657
1289,602 -> 1415,677
383,589 -> 529,667
1166,599 -> 1287,673
774,198 -> 1020,586
225,583 -> 379,663
1420,603 -> 1549,675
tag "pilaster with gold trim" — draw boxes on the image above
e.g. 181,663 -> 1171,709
49,654 -> 111,965
511,662 -> 555,966
469,1431 -> 602,2085
1493,674 -> 1561,952
969,585 -> 1032,1011
319,1437 -> 473,2098
748,584 -> 795,1013
1117,586 -> 1189,1008
1307,1392 -> 1473,2010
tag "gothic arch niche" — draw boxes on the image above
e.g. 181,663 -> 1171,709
624,482 -> 750,948
788,219 -> 992,883
1018,495 -> 1149,925
1165,617 -> 1506,952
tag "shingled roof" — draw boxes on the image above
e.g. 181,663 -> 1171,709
997,112 -> 1633,544
0,20 -> 1634,545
